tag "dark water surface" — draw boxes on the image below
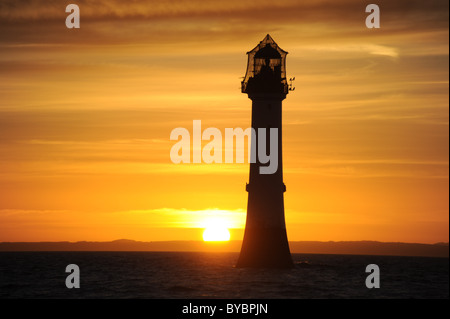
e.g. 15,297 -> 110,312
0,252 -> 448,299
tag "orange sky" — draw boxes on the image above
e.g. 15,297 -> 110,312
0,0 -> 448,244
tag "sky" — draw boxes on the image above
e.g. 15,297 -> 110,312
0,0 -> 448,244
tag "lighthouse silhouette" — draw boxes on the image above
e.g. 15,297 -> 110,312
236,34 -> 294,268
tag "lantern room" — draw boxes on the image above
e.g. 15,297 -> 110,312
241,34 -> 289,95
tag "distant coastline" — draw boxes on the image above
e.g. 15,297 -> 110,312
0,239 -> 448,258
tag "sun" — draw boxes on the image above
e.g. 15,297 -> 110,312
202,220 -> 231,242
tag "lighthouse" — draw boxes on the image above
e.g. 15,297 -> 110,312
236,34 -> 294,268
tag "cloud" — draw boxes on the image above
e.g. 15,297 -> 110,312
0,0 -> 448,46
304,43 -> 399,58
0,0 -> 354,21
1,0 -> 447,23
125,207 -> 246,228
0,207 -> 246,229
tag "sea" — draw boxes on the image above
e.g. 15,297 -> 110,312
0,252 -> 448,299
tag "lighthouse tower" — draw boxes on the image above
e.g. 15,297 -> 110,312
236,34 -> 294,268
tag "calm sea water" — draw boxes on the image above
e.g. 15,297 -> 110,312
0,252 -> 448,299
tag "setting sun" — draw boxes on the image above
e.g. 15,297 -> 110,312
202,220 -> 231,242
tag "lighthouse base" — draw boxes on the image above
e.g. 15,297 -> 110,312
236,226 -> 294,268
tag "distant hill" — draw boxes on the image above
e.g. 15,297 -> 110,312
0,239 -> 448,257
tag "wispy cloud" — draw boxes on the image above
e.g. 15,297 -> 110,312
1,0 -> 448,46
303,44 -> 399,58
124,208 -> 246,228
0,207 -> 246,231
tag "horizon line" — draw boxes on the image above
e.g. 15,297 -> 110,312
1,239 -> 448,245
